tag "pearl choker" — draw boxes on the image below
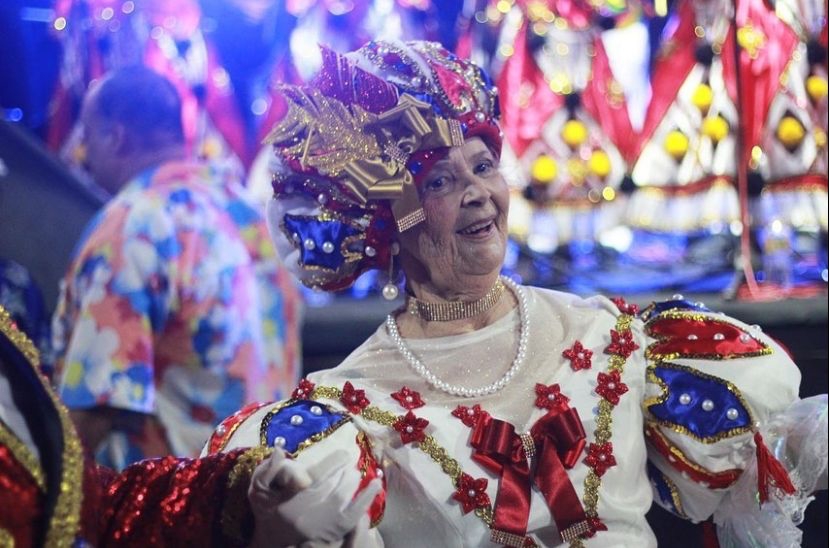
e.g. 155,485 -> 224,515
406,278 -> 505,322
387,276 -> 529,398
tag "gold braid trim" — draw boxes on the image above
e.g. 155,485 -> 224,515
222,446 -> 274,547
310,386 -> 499,534
1,306 -> 84,548
570,313 -> 635,548
0,421 -> 45,490
0,306 -> 39,368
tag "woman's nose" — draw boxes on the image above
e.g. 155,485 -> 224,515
461,174 -> 492,206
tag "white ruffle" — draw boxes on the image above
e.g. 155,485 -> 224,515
713,395 -> 828,548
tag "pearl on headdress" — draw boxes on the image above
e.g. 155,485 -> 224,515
474,111 -> 486,123
303,238 -> 316,251
726,408 -> 739,420
365,246 -> 377,257
701,399 -> 715,411
317,193 -> 328,204
412,76 -> 424,88
292,233 -> 300,243
273,436 -> 286,448
310,406 -> 323,415
322,241 -> 335,254
672,294 -> 684,300
679,393 -> 692,405
290,415 -> 304,426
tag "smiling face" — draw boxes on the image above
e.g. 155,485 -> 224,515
398,137 -> 510,296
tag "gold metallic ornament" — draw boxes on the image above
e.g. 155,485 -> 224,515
406,278 -> 505,321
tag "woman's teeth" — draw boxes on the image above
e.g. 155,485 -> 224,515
458,221 -> 492,235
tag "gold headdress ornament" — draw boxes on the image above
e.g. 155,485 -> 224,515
264,91 -> 464,233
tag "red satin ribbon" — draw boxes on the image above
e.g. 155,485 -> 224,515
470,407 -> 588,541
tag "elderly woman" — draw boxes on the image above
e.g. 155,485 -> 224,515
205,41 -> 827,548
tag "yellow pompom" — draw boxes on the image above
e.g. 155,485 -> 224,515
531,154 -> 558,183
200,137 -> 222,159
691,83 -> 714,113
588,150 -> 612,178
776,116 -> 805,150
701,116 -> 729,143
561,119 -> 588,148
663,130 -> 689,161
806,75 -> 828,103
814,129 -> 827,149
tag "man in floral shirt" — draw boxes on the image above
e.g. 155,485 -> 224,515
52,66 -> 300,469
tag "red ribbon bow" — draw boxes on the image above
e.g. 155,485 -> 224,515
470,407 -> 590,543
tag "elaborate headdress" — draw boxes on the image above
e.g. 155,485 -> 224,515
265,40 -> 500,291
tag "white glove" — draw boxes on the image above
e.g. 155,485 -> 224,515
248,448 -> 383,547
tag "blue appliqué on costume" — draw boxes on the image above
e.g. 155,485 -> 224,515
641,299 -> 712,321
647,461 -> 683,516
284,215 -> 360,271
649,366 -> 751,441
262,400 -> 349,453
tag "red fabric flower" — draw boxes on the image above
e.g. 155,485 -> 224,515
393,411 -> 429,444
534,383 -> 570,410
595,370 -> 629,405
584,517 -> 608,538
340,381 -> 370,414
611,297 -> 639,316
451,404 -> 490,428
604,329 -> 640,358
562,341 -> 593,371
391,386 -> 425,409
452,472 -> 491,514
584,442 -> 617,477
292,378 -> 316,399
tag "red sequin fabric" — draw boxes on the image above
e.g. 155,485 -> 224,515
0,445 -> 43,547
98,449 -> 254,546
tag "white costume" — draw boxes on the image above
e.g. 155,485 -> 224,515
207,287 -> 826,547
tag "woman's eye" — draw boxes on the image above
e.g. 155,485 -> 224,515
426,176 -> 448,191
475,160 -> 494,174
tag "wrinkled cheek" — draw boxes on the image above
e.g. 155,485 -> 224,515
417,231 -> 454,259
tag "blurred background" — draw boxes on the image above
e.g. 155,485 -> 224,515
0,1 -> 826,543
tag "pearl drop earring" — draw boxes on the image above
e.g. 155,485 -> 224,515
382,243 -> 400,300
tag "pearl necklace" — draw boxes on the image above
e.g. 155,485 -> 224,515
386,276 -> 530,398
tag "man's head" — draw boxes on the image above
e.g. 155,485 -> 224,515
79,66 -> 185,194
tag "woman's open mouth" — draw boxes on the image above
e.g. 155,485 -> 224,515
457,219 -> 495,238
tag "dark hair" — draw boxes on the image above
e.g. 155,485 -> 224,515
93,66 -> 185,148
